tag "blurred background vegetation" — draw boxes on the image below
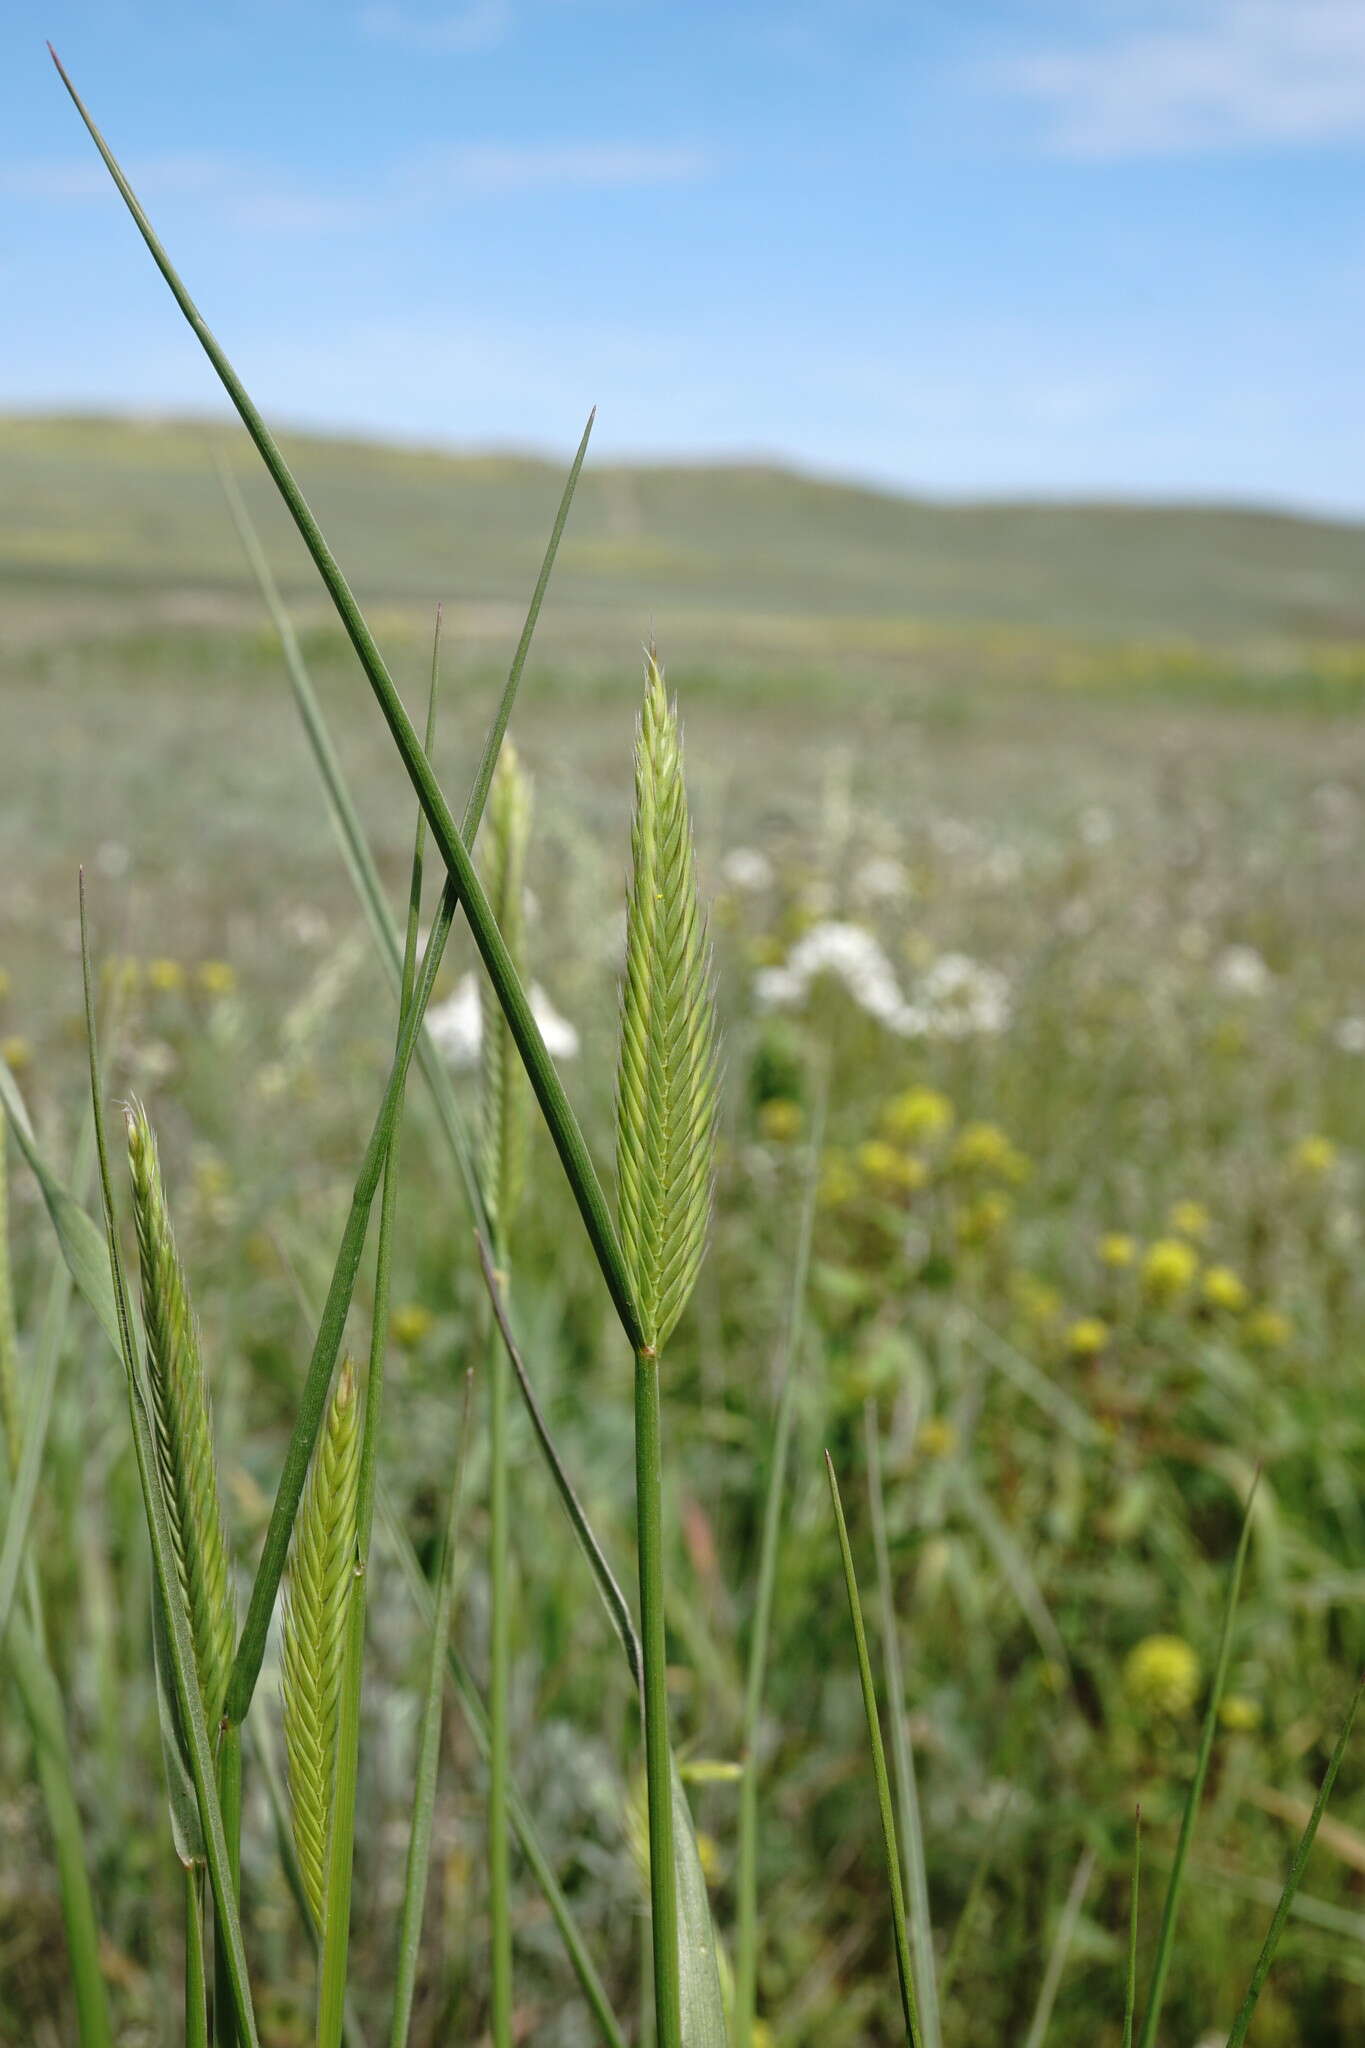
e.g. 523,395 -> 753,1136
2,413 -> 1364,2045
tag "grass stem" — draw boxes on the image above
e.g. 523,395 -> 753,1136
636,1350 -> 681,2048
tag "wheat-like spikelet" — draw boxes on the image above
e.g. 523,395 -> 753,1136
282,1357 -> 361,1931
125,1100 -> 236,1724
480,742 -> 533,1244
0,1125 -> 21,1479
615,650 -> 719,1354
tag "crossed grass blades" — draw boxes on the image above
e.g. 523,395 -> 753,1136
0,44 -> 1358,2048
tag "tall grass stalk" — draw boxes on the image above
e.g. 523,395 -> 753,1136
389,1367 -> 474,2046
481,744 -> 534,2048
1136,1477 -> 1257,2048
616,653 -> 720,2048
383,1497 -> 630,2048
825,1451 -> 923,2048
864,1400 -> 940,2048
317,619 -> 441,2048
1123,1811 -> 1141,2048
733,1083 -> 824,2047
1021,1847 -> 1096,2048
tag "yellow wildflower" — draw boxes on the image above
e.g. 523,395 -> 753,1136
856,1140 -> 927,1193
1124,1635 -> 1200,1718
1244,1306 -> 1291,1350
147,958 -> 187,993
391,1304 -> 434,1348
818,1151 -> 857,1209
197,960 -> 237,997
954,1192 -> 1012,1244
917,1418 -> 958,1459
1291,1135 -> 1337,1178
1099,1233 -> 1136,1269
1142,1238 -> 1199,1301
0,1036 -> 30,1073
1012,1272 -> 1061,1325
1202,1265 -> 1249,1313
757,1098 -> 803,1143
1168,1199 -> 1211,1242
881,1084 -> 954,1144
1066,1317 -> 1109,1359
950,1122 -> 1014,1174
1219,1695 -> 1263,1733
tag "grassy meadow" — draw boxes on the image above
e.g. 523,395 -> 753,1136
3,410 -> 1365,2047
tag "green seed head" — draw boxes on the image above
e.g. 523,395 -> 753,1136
615,649 -> 720,1354
282,1356 -> 362,1931
125,1100 -> 236,1725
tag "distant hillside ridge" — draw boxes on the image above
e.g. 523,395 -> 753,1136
4,410 -> 1364,647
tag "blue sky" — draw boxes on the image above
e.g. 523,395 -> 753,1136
4,3 -> 1364,511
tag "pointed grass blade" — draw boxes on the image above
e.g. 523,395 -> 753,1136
1021,1847 -> 1097,2048
320,638 -> 441,2048
51,49 -> 641,1352
825,1451 -> 923,2048
1123,1810 -> 1141,2048
1224,1673 -> 1364,2048
1136,1475 -> 1259,2048
865,1399 -> 940,2048
224,876 -> 461,1726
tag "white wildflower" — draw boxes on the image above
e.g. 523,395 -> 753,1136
853,856 -> 910,904
1214,945 -> 1272,997
754,927 -> 1011,1041
530,982 -> 580,1060
424,970 -> 579,1068
425,974 -> 483,1067
1078,805 -> 1114,847
911,953 -> 1012,1039
720,847 -> 774,892
1334,1015 -> 1365,1055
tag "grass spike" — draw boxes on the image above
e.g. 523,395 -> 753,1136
616,648 -> 719,1355
282,1357 -> 362,1931
125,1100 -> 236,1724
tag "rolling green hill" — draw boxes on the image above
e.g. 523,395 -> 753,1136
4,412 -> 1365,664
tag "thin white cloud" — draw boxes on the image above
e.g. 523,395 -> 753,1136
995,0 -> 1365,156
407,141 -> 713,192
0,136 -> 710,232
358,1 -> 510,53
